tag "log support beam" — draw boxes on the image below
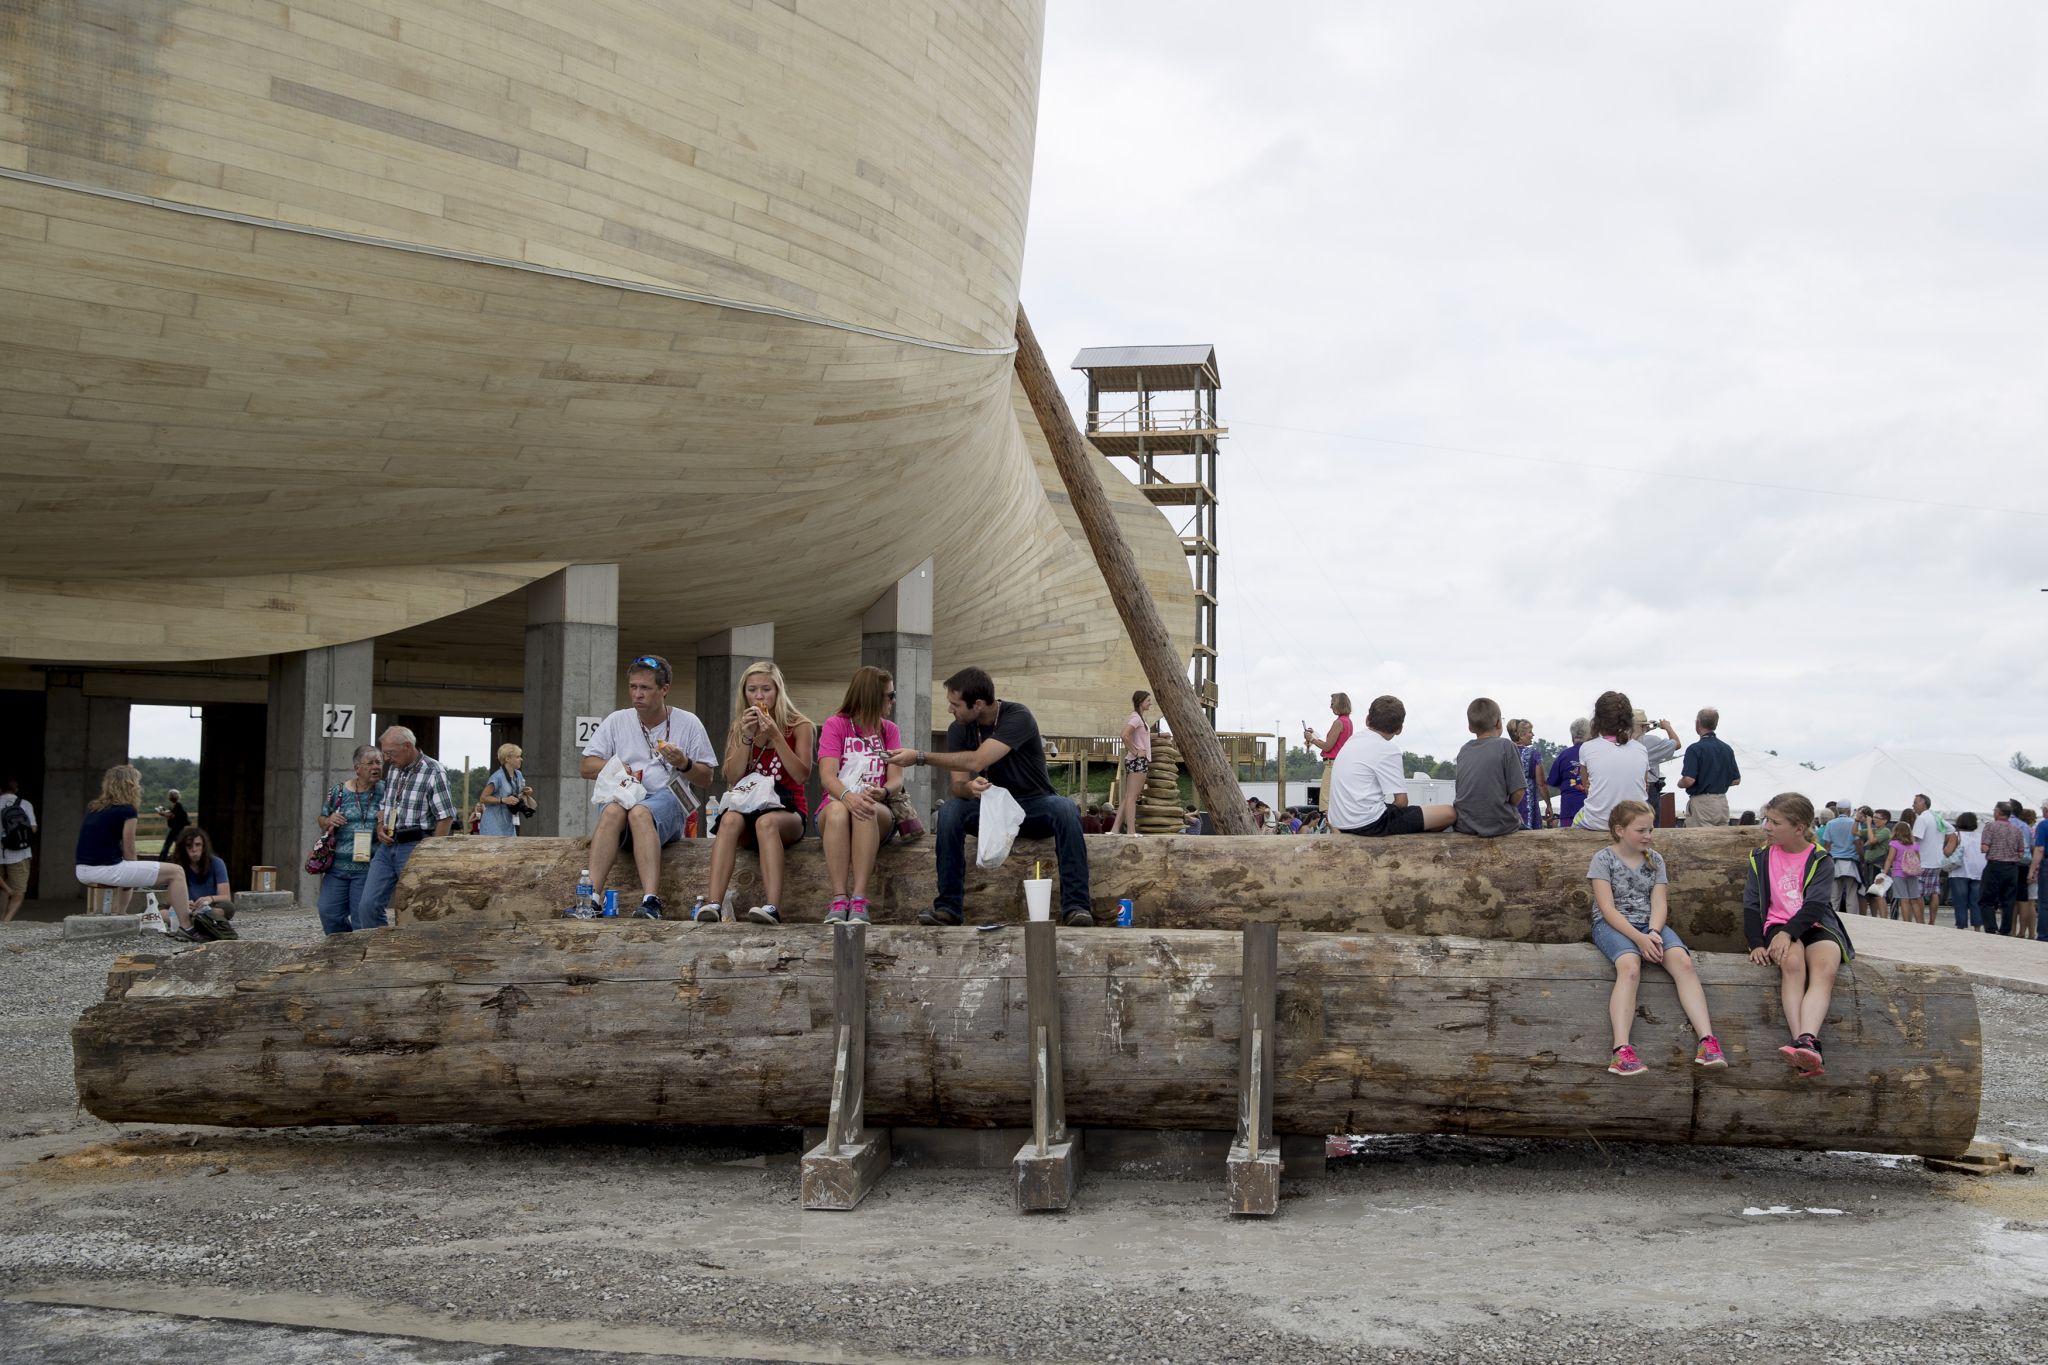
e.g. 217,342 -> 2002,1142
802,922 -> 890,1210
1014,920 -> 1083,1211
1228,922 -> 1282,1216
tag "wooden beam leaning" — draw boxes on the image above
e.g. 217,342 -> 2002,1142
1228,923 -> 1282,1216
1012,304 -> 1252,835
801,922 -> 891,1210
1014,919 -> 1083,1211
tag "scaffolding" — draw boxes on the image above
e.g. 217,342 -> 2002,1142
1071,344 -> 1224,720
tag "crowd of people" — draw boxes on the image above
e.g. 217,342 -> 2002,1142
9,667 -> 2043,1083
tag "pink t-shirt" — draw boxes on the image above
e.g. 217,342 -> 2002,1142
1324,715 -> 1354,759
1766,845 -> 1807,931
1125,712 -> 1151,759
818,714 -> 900,806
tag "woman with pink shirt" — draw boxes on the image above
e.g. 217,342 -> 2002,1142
816,666 -> 906,925
1108,690 -> 1154,835
1303,693 -> 1354,813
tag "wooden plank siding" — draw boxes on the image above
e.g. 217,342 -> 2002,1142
0,1 -> 1196,735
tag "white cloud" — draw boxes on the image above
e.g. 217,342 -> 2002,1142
1026,0 -> 2048,768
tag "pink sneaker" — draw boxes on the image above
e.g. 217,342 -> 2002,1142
824,897 -> 850,925
1694,1035 -> 1726,1067
1607,1045 -> 1646,1076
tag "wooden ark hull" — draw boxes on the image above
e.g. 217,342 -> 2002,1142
0,1 -> 1189,731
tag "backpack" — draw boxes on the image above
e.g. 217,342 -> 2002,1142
0,799 -> 30,852
1897,843 -> 1923,878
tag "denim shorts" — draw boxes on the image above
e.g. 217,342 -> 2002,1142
1591,919 -> 1688,963
618,787 -> 688,847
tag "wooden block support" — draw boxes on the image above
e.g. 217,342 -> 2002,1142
802,923 -> 891,1210
1228,923 -> 1282,1216
251,866 -> 278,892
1014,919 -> 1083,1211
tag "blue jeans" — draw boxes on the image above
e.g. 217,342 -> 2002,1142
356,840 -> 422,930
2039,869 -> 2048,940
1949,876 -> 1980,930
934,792 -> 1090,920
316,866 -> 369,934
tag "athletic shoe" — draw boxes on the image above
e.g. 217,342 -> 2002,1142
1062,908 -> 1095,928
848,898 -> 871,926
691,901 -> 722,924
563,903 -> 598,921
918,906 -> 963,927
746,905 -> 781,926
1607,1045 -> 1647,1076
1779,1037 -> 1824,1077
824,897 -> 851,925
1694,1035 -> 1727,1067
635,894 -> 665,920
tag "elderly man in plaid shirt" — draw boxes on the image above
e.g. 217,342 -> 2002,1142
356,725 -> 457,929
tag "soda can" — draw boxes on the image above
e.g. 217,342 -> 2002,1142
602,888 -> 619,918
1115,898 -> 1135,928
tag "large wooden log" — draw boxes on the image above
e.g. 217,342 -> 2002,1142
395,827 -> 1763,952
73,923 -> 1980,1155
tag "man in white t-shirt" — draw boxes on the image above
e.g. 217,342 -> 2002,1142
0,777 -> 37,922
1911,793 -> 1947,912
579,654 -> 716,920
1328,695 -> 1454,837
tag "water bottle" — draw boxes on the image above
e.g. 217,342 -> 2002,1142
565,868 -> 593,919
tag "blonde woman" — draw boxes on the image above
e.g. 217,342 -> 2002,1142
1108,690 -> 1153,835
477,742 -> 530,837
817,665 -> 906,924
1303,692 -> 1354,811
698,661 -> 815,925
73,764 -> 196,938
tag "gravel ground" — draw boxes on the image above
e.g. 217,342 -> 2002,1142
4,913 -> 2048,1364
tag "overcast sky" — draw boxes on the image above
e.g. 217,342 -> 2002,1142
1030,0 -> 2047,767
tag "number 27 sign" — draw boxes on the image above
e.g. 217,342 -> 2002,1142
321,704 -> 356,739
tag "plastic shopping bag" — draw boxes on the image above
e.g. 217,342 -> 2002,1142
590,755 -> 645,810
722,771 -> 783,814
975,784 -> 1026,868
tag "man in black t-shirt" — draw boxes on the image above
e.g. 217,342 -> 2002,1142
888,666 -> 1093,926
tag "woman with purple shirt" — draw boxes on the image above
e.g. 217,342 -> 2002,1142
1546,718 -> 1591,830
1508,718 -> 1548,829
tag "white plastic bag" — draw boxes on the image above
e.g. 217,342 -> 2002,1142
722,771 -> 783,815
975,784 -> 1026,868
590,755 -> 645,810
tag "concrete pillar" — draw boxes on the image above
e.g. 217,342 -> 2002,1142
262,641 -> 374,898
523,564 -> 619,838
695,623 -> 774,805
862,559 -> 934,819
41,680 -> 132,901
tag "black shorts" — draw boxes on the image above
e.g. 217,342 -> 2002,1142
1339,804 -> 1428,838
734,807 -> 806,847
1764,915 -> 1855,961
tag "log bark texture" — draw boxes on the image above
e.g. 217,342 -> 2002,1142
73,923 -> 1980,1155
1013,305 -> 1251,835
394,826 -> 1765,952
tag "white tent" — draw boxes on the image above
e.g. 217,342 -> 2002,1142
1676,745 -> 1825,817
1810,748 -> 2048,820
